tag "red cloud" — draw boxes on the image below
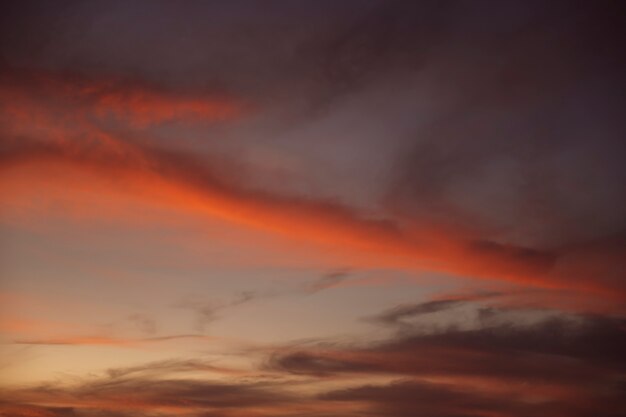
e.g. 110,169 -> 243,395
0,68 -> 245,132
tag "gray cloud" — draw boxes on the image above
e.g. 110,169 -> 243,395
320,378 -> 626,417
175,269 -> 352,332
303,269 -> 351,294
104,358 -> 238,379
270,308 -> 626,382
264,305 -> 626,416
369,299 -> 472,327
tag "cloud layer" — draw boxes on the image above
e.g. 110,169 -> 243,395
1,1 -> 624,416
3,306 -> 625,417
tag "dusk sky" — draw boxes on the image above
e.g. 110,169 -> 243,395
1,1 -> 625,416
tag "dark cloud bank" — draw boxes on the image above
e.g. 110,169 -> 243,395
272,305 -> 626,417
3,305 -> 625,416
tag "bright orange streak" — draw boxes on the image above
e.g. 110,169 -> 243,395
2,152 -> 624,309
11,334 -> 217,347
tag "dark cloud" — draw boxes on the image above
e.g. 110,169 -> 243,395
270,308 -> 626,383
381,1 -> 626,249
321,380 -> 516,417
4,309 -> 626,417
0,0 -> 384,98
368,299 -> 467,328
321,378 -> 626,417
366,293 -> 502,326
0,402 -> 78,417
364,288 -> 608,328
268,306 -> 626,416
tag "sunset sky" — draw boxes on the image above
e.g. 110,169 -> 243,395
1,1 -> 625,416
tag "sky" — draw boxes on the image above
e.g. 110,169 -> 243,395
0,1 -> 625,416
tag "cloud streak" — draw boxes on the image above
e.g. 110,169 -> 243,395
2,124 -> 623,308
12,334 -> 215,347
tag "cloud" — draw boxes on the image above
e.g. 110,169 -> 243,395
1,357 -> 297,417
0,402 -> 79,417
0,68 -> 245,130
4,379 -> 293,417
320,380 -> 514,417
369,298 -> 469,327
12,334 -> 214,347
269,307 -> 626,387
373,2 -> 626,248
304,269 -> 351,294
104,358 -> 243,379
320,378 -> 626,417
175,291 -> 263,333
176,269 -> 353,331
3,124 -> 624,305
4,307 -> 626,417
1,3 -> 624,416
1,41 -> 624,304
4,65 -> 624,305
266,305 -> 626,416
366,291 -> 515,327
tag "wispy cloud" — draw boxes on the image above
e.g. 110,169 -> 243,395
1,358 -> 296,417
367,291 -> 504,327
304,269 -> 351,294
174,268 -> 354,332
104,358 -> 246,379
12,334 -> 215,347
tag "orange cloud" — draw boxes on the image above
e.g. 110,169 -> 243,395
0,68 -> 245,133
2,142 -> 624,310
90,81 -> 243,127
1,68 -> 623,312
